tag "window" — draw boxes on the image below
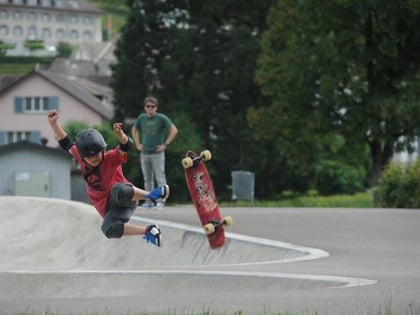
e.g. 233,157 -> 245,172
41,0 -> 51,6
42,13 -> 51,22
27,12 -> 37,22
7,131 -> 31,144
83,16 -> 93,25
13,11 -> 23,21
69,15 -> 78,24
82,30 -> 92,41
13,26 -> 23,36
70,30 -> 79,39
56,28 -> 64,39
27,0 -> 37,5
0,10 -> 8,19
15,96 -> 58,114
0,25 -> 9,36
41,28 -> 51,39
56,14 -> 65,23
24,97 -> 50,112
55,0 -> 64,7
27,26 -> 37,40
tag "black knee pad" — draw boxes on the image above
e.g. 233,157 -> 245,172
111,183 -> 134,207
102,222 -> 124,239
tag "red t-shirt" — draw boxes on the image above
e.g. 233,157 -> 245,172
70,145 -> 130,217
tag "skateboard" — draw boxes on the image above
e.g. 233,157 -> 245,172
182,150 -> 233,249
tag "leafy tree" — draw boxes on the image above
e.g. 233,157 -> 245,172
0,40 -> 15,56
112,0 -> 275,200
255,0 -> 420,187
56,42 -> 74,58
24,40 -> 45,52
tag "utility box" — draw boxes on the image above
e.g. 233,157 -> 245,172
14,171 -> 50,197
231,170 -> 255,203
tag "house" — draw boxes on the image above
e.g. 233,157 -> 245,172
0,0 -> 103,55
0,140 -> 71,198
0,68 -> 113,147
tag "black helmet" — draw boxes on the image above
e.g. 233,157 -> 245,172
75,128 -> 107,158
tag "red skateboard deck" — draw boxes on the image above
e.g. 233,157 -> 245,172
182,150 -> 232,249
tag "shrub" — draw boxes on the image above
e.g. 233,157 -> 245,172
24,39 -> 45,51
376,160 -> 420,208
314,160 -> 365,195
56,41 -> 74,58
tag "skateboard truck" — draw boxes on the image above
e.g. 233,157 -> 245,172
182,150 -> 212,169
203,216 -> 233,235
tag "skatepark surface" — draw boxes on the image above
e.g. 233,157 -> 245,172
1,196 -> 419,314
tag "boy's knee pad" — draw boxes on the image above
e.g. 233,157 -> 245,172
111,183 -> 134,207
102,222 -> 124,239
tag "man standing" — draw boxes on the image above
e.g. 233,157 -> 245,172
131,96 -> 178,209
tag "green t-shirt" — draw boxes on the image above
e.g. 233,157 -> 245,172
134,113 -> 173,154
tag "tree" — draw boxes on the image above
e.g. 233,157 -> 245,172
56,42 -> 74,58
255,0 -> 420,187
111,0 -> 275,200
0,40 -> 15,56
24,40 -> 45,53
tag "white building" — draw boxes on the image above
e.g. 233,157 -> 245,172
0,0 -> 103,55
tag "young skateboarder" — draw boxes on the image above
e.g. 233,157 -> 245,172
47,109 -> 168,247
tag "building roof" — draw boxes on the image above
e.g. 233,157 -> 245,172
0,69 -> 113,120
0,140 -> 71,158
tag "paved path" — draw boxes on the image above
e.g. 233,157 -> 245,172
1,197 -> 419,314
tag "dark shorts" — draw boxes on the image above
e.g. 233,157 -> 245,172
101,183 -> 137,238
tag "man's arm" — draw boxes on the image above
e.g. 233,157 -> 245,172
164,124 -> 178,147
131,125 -> 143,151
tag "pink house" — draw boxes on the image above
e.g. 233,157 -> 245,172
0,68 -> 113,147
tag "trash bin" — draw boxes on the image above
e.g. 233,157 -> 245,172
231,170 -> 255,203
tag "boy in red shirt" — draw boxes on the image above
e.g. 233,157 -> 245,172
47,110 -> 167,247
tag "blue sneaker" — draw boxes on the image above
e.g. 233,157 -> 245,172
141,201 -> 154,209
143,225 -> 162,247
145,185 -> 169,203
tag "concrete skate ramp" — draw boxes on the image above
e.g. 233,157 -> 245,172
0,196 -> 323,271
0,197 -> 376,303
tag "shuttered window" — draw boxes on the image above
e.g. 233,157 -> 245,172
0,131 -> 40,145
14,96 -> 59,113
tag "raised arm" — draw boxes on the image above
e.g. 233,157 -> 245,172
113,123 -> 130,155
47,110 -> 68,140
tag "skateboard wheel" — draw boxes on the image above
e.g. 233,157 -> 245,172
203,223 -> 215,234
200,150 -> 212,161
223,216 -> 233,227
182,157 -> 193,168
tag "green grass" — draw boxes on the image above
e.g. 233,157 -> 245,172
0,62 -> 36,77
220,192 -> 374,208
89,0 -> 129,35
0,56 -> 54,77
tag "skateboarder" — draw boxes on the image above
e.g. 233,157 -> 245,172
47,109 -> 168,247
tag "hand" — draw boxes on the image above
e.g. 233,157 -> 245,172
113,122 -> 124,136
47,109 -> 59,125
156,144 -> 166,152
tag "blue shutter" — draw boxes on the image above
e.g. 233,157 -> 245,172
14,97 -> 24,113
29,131 -> 41,144
48,96 -> 59,110
0,132 -> 5,145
